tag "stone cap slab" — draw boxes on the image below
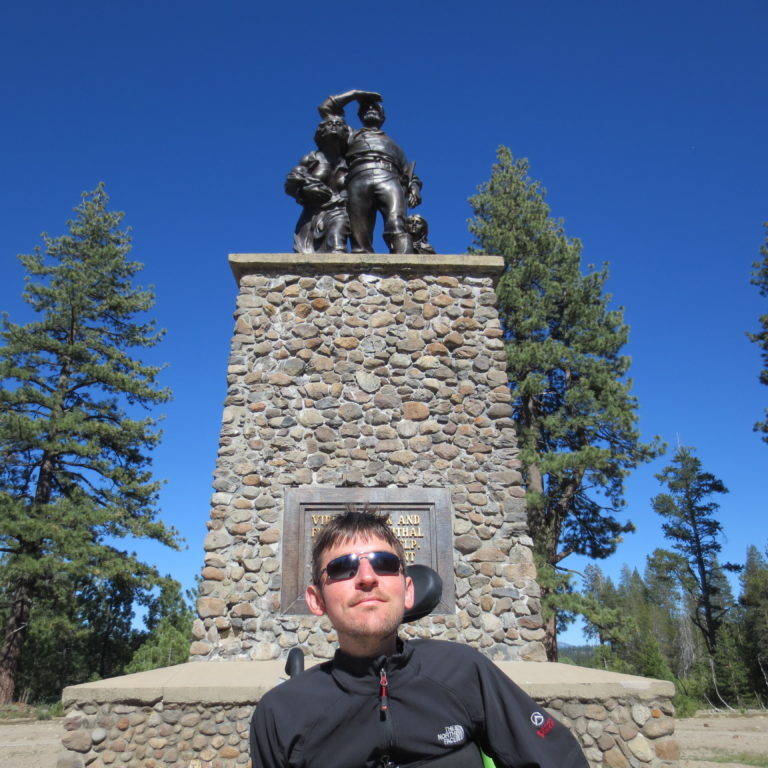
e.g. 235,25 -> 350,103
495,661 -> 675,700
62,660 -> 286,706
229,253 -> 505,283
62,660 -> 674,707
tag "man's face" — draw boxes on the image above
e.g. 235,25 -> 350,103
360,103 -> 384,127
305,535 -> 414,655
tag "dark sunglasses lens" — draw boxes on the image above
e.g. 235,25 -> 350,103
368,551 -> 401,574
325,554 -> 358,581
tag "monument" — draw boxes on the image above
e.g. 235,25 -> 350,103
57,92 -> 677,768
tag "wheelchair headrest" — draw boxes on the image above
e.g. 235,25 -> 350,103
403,564 -> 443,623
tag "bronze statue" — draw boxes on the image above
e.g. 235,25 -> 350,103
285,116 -> 351,254
286,90 -> 429,255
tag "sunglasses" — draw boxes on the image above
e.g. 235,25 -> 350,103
321,551 -> 403,582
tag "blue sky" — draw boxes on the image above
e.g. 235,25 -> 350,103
1,2 -> 766,644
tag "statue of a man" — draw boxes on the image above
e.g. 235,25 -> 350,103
285,116 -> 351,254
318,90 -> 422,254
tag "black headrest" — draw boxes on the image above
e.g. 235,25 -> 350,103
403,564 -> 443,623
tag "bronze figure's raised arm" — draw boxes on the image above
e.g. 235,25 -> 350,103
317,89 -> 382,120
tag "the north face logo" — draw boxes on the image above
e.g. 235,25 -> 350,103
437,725 -> 465,746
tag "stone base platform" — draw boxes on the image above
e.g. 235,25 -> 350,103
227,252 -> 506,282
59,661 -> 677,768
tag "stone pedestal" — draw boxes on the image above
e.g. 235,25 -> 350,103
192,254 -> 545,663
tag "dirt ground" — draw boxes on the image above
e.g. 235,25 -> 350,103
676,712 -> 768,768
0,718 -> 62,768
0,712 -> 766,768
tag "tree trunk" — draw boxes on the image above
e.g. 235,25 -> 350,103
540,528 -> 562,663
0,578 -> 33,704
526,458 -> 559,660
0,445 -> 55,703
544,612 -> 558,662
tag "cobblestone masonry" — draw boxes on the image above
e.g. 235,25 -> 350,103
541,697 -> 679,768
191,255 -> 546,663
58,688 -> 677,768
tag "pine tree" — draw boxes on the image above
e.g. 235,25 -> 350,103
0,568 -> 87,700
0,185 -> 179,702
748,224 -> 768,442
644,554 -> 692,679
125,583 -> 194,674
740,544 -> 768,699
712,621 -> 750,707
584,565 -> 627,648
468,147 -> 661,659
651,447 -> 738,656
605,566 -> 675,679
634,635 -> 675,681
12,572 -> 140,699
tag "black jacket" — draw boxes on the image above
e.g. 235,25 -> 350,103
250,639 -> 588,768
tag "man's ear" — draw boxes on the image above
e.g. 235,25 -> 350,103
404,575 -> 415,611
305,583 -> 326,617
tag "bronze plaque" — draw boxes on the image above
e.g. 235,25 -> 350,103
280,487 -> 454,615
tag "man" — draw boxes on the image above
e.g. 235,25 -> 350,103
250,511 -> 588,768
317,90 -> 422,254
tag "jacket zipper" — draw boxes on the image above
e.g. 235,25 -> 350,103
379,666 -> 396,768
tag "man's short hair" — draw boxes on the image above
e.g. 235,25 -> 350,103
311,509 -> 405,585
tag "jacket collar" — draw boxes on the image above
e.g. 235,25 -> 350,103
330,638 -> 416,693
